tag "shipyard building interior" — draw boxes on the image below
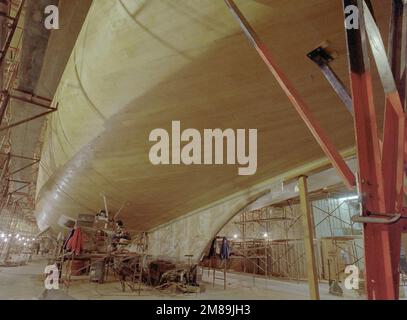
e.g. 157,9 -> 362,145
0,0 -> 406,301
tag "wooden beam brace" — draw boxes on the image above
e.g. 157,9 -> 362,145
0,108 -> 57,132
12,88 -> 52,103
3,177 -> 9,197
225,0 -> 355,189
8,182 -> 29,195
9,158 -> 39,175
0,62 -> 19,127
298,176 -> 320,300
0,90 -> 11,126
10,94 -> 55,110
8,179 -> 30,184
0,153 -> 40,161
11,191 -> 28,196
0,152 -> 10,184
0,12 -> 16,21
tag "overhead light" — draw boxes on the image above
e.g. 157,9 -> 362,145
339,195 -> 359,202
233,234 -> 238,239
0,233 -> 4,238
263,233 -> 268,238
4,238 -> 7,242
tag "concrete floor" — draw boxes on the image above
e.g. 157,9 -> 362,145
0,257 -> 47,300
0,258 -> 367,300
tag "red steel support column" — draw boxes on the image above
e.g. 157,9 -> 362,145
388,0 -> 407,197
388,0 -> 407,110
362,1 -> 405,213
343,0 -> 403,300
386,0 -> 407,299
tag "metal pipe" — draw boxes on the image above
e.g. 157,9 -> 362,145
9,159 -> 39,175
0,109 -> 56,132
9,94 -> 54,110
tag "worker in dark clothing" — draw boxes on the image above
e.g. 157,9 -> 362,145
95,209 -> 108,221
112,220 -> 131,248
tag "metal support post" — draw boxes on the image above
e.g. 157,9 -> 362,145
307,46 -> 353,114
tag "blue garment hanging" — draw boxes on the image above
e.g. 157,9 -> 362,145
220,237 -> 230,260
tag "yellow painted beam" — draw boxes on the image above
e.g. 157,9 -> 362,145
298,175 -> 320,300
